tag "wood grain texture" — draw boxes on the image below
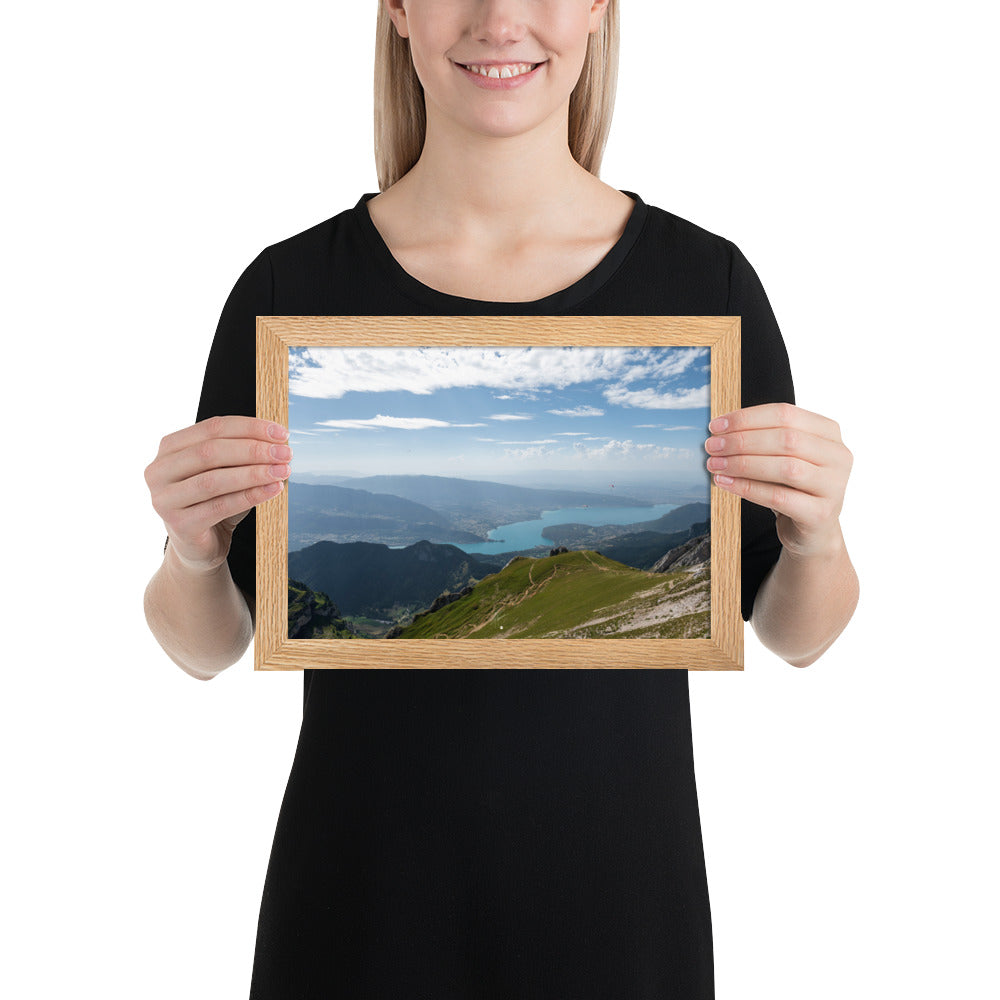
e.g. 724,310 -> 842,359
256,316 -> 742,671
261,315 -> 736,347
710,319 -> 743,669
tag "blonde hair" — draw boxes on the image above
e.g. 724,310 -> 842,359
373,1 -> 620,192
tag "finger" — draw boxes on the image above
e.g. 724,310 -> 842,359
156,416 -> 288,461
706,453 -> 833,498
167,479 -> 285,541
711,473 -> 829,526
148,436 -> 293,492
154,461 -> 290,521
710,402 -> 842,443
704,427 -> 846,469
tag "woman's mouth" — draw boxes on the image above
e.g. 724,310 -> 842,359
454,61 -> 546,90
458,62 -> 542,79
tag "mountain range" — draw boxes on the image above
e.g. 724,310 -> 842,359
288,481 -> 482,550
312,474 -> 652,540
287,539 -> 500,621
541,501 -> 710,547
285,475 -> 711,637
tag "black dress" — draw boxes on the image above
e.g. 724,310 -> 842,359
193,191 -> 795,999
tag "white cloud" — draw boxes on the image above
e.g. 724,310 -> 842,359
316,415 -> 485,431
633,423 -> 697,430
490,413 -> 533,421
572,438 -> 690,463
546,405 -> 604,418
502,445 -> 563,462
604,384 -> 710,410
554,431 -> 589,436
497,439 -> 692,468
618,347 -> 707,383
494,390 -> 540,402
497,439 -> 558,445
288,345 -> 708,399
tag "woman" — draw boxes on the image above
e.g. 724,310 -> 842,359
145,2 -> 858,995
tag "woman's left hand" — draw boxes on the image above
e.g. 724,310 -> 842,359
704,402 -> 853,559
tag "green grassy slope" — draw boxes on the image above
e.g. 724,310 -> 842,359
394,550 -> 710,639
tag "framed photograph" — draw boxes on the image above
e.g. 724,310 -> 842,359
256,316 -> 741,671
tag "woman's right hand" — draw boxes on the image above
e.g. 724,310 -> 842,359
145,415 -> 291,574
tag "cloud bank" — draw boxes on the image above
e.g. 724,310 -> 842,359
289,346 -> 707,403
317,415 -> 485,431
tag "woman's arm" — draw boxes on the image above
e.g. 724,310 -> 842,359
747,522 -> 858,667
705,402 -> 859,667
144,541 -> 256,681
143,415 -> 289,680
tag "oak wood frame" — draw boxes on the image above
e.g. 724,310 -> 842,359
256,316 -> 741,671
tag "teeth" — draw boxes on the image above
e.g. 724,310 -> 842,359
462,62 -> 537,79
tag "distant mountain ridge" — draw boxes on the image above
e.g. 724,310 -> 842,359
290,482 -> 453,525
287,539 -> 498,619
288,481 -> 486,550
289,475 -> 656,550
336,474 -> 651,537
339,474 -> 650,511
541,501 -> 710,547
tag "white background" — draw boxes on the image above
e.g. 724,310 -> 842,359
3,1 -> 996,997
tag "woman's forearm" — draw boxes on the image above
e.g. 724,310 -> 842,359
143,540 -> 254,680
750,523 -> 859,668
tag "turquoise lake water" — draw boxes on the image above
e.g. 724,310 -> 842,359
453,503 -> 680,556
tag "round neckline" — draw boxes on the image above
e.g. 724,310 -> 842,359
353,190 -> 647,311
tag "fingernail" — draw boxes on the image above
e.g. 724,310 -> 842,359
709,417 -> 728,433
706,436 -> 725,452
270,444 -> 292,461
707,456 -> 727,471
269,464 -> 290,479
714,473 -> 734,486
268,424 -> 289,440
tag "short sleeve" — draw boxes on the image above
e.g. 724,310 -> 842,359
726,241 -> 796,621
162,248 -> 274,603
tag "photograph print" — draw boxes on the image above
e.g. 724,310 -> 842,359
284,344 -> 713,642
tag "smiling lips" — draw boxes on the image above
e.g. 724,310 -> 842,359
454,60 -> 546,89
458,61 -> 540,79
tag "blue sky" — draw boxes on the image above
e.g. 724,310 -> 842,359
287,346 -> 711,482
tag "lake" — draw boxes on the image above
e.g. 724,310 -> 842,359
453,503 -> 680,556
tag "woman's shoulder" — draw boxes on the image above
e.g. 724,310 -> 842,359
637,194 -> 740,261
243,196 -> 378,305
625,193 -> 755,301
264,197 -> 366,263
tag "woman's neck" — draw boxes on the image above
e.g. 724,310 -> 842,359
392,110 -> 599,245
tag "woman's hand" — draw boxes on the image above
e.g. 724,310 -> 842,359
704,402 -> 853,559
145,415 -> 291,574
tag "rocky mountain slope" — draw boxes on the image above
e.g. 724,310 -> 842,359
393,549 -> 710,640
